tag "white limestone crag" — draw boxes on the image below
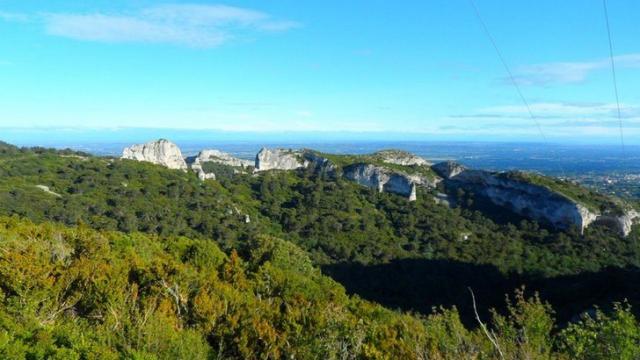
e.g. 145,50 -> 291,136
375,150 -> 431,166
592,209 -> 639,237
432,161 -> 466,179
255,148 -> 307,171
343,163 -> 418,201
301,151 -> 340,178
437,161 -> 638,236
195,150 -> 253,168
191,150 -> 252,180
122,139 -> 187,171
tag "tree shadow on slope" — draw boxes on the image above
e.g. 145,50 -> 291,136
322,259 -> 640,327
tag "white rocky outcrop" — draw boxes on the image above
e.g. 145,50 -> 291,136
343,164 -> 418,201
593,210 -> 639,237
437,162 -> 638,236
375,150 -> 431,166
122,139 -> 187,171
302,151 -> 340,178
195,150 -> 253,168
190,150 -> 252,180
432,161 -> 466,179
255,148 -> 307,171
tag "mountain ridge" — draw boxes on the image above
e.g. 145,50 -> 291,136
121,139 -> 639,236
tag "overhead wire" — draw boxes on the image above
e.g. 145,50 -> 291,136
468,0 -> 567,178
602,0 -> 626,157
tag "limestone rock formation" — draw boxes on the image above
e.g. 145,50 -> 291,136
437,162 -> 638,236
301,151 -> 340,178
122,139 -> 187,170
432,161 -> 466,179
592,210 -> 639,237
255,148 -> 307,171
190,150 -> 252,180
343,164 -> 418,201
195,150 -> 253,168
375,150 -> 431,166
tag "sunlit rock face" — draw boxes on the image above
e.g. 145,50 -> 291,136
190,150 -> 252,180
255,148 -> 307,171
301,151 -> 340,179
122,139 -> 187,170
343,164 -> 418,201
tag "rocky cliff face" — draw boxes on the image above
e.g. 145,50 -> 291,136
432,161 -> 466,179
190,150 -> 252,180
343,164 -> 418,201
196,150 -> 253,168
301,151 -> 340,178
255,148 -> 307,171
122,139 -> 187,170
436,161 -> 637,236
592,210 -> 639,237
254,148 -> 437,201
374,150 -> 431,166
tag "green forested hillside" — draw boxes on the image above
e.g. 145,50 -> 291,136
0,216 -> 638,359
1,145 -> 640,358
2,146 -> 637,277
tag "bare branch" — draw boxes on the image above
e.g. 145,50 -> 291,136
468,287 -> 505,360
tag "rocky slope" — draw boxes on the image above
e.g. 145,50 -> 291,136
255,148 -> 307,171
122,139 -> 187,170
343,163 -> 418,201
254,148 -> 437,201
190,149 -> 253,180
301,151 -> 340,179
433,161 -> 638,236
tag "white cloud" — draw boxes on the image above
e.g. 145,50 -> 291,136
140,4 -> 299,32
1,4 -> 299,48
510,54 -> 640,86
45,13 -> 229,47
0,11 -> 29,22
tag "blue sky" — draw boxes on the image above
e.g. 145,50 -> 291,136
1,0 -> 639,144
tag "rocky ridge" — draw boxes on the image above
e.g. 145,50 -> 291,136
433,161 -> 638,236
343,163 -> 419,201
255,148 -> 307,171
122,139 -> 187,171
190,150 -> 253,180
120,140 -> 637,236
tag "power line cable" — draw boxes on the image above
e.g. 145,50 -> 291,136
602,0 -> 626,157
468,0 -> 566,178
